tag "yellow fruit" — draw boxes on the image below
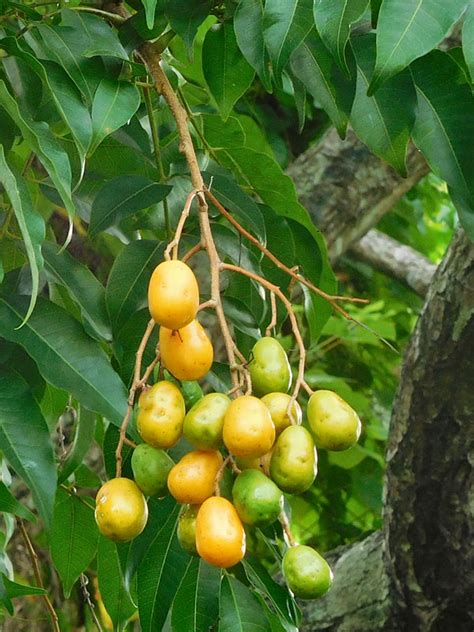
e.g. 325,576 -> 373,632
196,496 -> 245,568
261,392 -> 302,434
95,478 -> 148,542
307,390 -> 361,451
167,450 -> 223,504
249,337 -> 292,396
148,260 -> 199,329
223,395 -> 275,458
136,381 -> 185,449
160,319 -> 213,381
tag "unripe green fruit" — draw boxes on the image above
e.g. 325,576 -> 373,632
183,393 -> 230,450
283,545 -> 333,599
249,338 -> 292,397
131,443 -> 174,497
307,390 -> 361,451
232,469 -> 283,527
270,426 -> 317,493
177,504 -> 199,556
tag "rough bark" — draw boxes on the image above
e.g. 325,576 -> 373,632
349,229 -> 436,297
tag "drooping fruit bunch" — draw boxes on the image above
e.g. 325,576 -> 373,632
95,255 -> 362,600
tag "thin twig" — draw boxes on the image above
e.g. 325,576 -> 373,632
164,190 -> 196,260
279,511 -> 296,547
302,380 -> 315,397
214,455 -> 231,496
266,291 -> 278,337
80,574 -> 103,632
182,242 -> 203,263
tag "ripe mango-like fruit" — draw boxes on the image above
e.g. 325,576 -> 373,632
177,504 -> 199,556
137,381 -> 185,449
232,469 -> 283,527
196,496 -> 245,568
183,393 -> 230,450
261,392 -> 302,434
131,443 -> 174,497
160,319 -> 213,381
307,390 -> 361,451
249,337 -> 292,397
167,450 -> 223,504
95,478 -> 148,542
270,426 -> 317,493
148,260 -> 199,330
223,395 -> 275,458
283,545 -> 333,599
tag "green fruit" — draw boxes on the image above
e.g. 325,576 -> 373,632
131,443 -> 174,497
249,338 -> 292,397
270,426 -> 317,493
181,381 -> 204,411
177,504 -> 199,556
183,393 -> 230,449
283,545 -> 333,599
232,469 -> 283,527
307,390 -> 361,451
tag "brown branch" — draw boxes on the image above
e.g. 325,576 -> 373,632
279,511 -> 296,547
266,291 -> 278,337
182,242 -> 203,263
164,190 -> 196,260
214,455 -> 232,496
80,574 -> 103,632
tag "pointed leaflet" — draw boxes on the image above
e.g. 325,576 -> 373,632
0,370 -> 56,529
164,0 -> 213,52
90,79 -> 141,154
290,27 -> 355,137
142,0 -> 158,30
0,147 -> 45,325
410,51 -> 474,238
0,296 -> 128,426
350,34 -> 416,175
202,22 -> 255,120
463,3 -> 474,82
0,81 -> 74,217
50,488 -> 98,597
314,0 -> 369,74
98,536 -> 136,631
234,0 -> 272,91
0,482 -> 36,522
0,574 -> 45,615
219,574 -> 272,632
368,0 -> 468,94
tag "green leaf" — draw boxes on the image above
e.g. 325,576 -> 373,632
142,0 -> 158,30
43,241 -> 111,341
59,406 -> 97,483
105,240 -> 164,333
350,34 -> 416,175
171,558 -> 221,632
0,573 -> 45,614
234,0 -> 272,91
0,296 -> 128,426
164,0 -> 213,51
410,51 -> 474,237
314,0 -> 369,74
368,0 -> 468,94
50,487 -> 98,597
290,27 -> 355,137
263,0 -> 314,82
98,536 -> 136,631
89,176 -> 171,236
90,79 -> 141,155
0,370 -> 56,529
463,2 -> 474,82
113,309 -> 159,385
219,574 -> 272,632
0,147 -> 45,325
202,22 -> 255,120
0,482 -> 36,522
137,503 -> 190,632
0,81 -> 74,217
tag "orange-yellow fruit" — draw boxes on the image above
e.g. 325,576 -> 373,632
261,392 -> 302,435
167,450 -> 223,504
136,381 -> 185,449
148,260 -> 199,329
95,478 -> 148,542
196,496 -> 245,568
223,395 -> 275,458
160,319 -> 213,381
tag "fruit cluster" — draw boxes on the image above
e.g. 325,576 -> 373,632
95,259 -> 362,600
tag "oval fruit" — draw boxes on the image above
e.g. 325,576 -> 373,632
261,392 -> 302,434
235,451 -> 272,476
167,450 -> 223,504
196,496 -> 245,568
283,545 -> 333,599
160,319 -> 213,381
307,390 -> 361,451
183,393 -> 230,450
95,478 -> 148,542
249,337 -> 292,397
148,260 -> 199,330
232,469 -> 283,527
177,504 -> 199,556
270,426 -> 317,493
131,443 -> 174,497
223,395 -> 275,458
136,381 -> 185,449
